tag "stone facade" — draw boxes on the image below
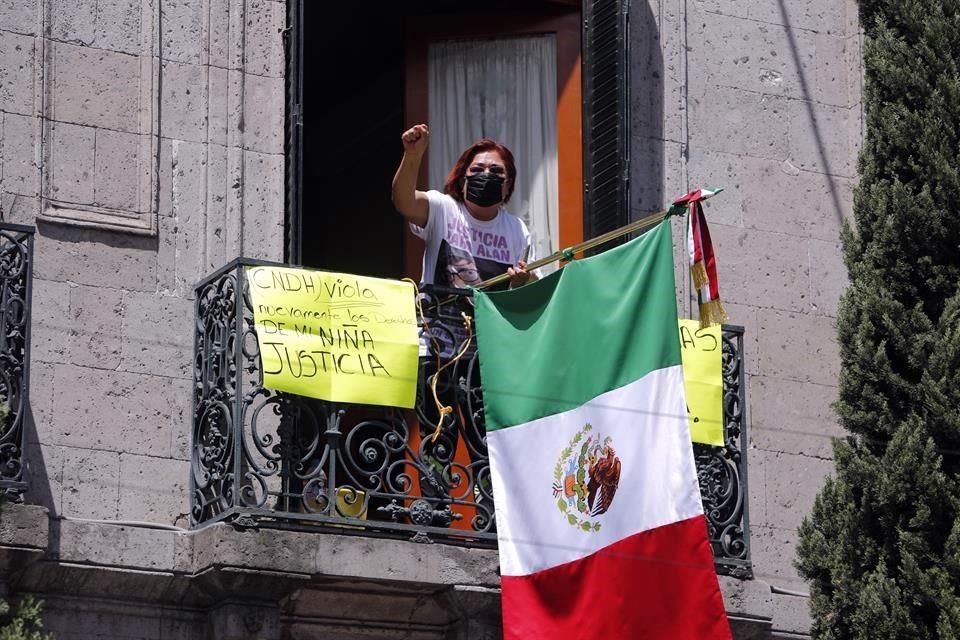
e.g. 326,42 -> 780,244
629,0 -> 860,635
0,0 -> 860,637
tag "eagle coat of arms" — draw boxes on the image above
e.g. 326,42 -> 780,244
552,424 -> 622,532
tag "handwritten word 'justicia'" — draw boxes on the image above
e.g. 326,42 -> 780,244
261,343 -> 391,378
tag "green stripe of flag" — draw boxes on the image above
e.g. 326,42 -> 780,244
475,219 -> 681,431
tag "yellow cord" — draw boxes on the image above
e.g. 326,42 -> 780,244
403,279 -> 475,443
428,312 -> 473,443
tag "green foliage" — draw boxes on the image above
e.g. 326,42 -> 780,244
0,596 -> 54,640
796,0 -> 960,637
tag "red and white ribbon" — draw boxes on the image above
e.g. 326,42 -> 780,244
674,187 -> 727,327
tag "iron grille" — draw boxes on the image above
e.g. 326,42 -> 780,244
0,223 -> 34,500
191,263 -> 751,576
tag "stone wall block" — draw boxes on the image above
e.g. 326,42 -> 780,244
208,0 -> 230,68
155,138 -> 209,294
58,518 -> 177,570
30,277 -> 71,364
757,450 -> 833,531
629,1 -> 665,143
169,376 -> 192,461
0,192 -> 40,224
226,0 -> 246,70
24,442 -> 63,514
0,30 -> 35,115
630,137 -> 666,216
50,121 -> 95,205
160,60 -> 208,143
244,0 -> 285,77
750,375 -> 842,458
809,238 -> 848,318
747,435 -> 769,528
49,0 -> 96,46
118,454 -> 190,525
687,10 -> 815,101
242,73 -> 284,154
207,66 -> 228,146
660,0 -> 689,144
739,157 -> 850,242
686,149 -> 746,227
61,446 -> 120,519
119,291 -> 193,377
708,225 -> 811,312
51,364 -> 181,457
205,142 -> 228,271
661,140 -> 686,207
787,100 -> 855,177
224,145 -> 244,259
757,308 -> 840,385
691,0 -> 749,20
26,361 -> 56,443
815,33 -> 849,107
688,86 -> 791,159
34,225 -> 156,291
241,150 -> 283,260
52,42 -> 139,132
750,524 -> 807,588
93,129 -> 141,211
747,0 -> 844,33
157,137 -> 173,217
1,113 -> 39,197
225,68 -> 244,143
172,139 -> 208,291
161,0 -> 207,65
0,0 -> 38,36
156,214 -> 177,293
67,284 -> 123,369
95,0 -> 141,55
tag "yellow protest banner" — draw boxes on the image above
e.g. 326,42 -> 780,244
246,266 -> 419,408
679,319 -> 724,446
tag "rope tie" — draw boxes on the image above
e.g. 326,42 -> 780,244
403,279 -> 475,443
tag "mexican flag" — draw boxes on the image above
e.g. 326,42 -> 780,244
474,219 -> 731,639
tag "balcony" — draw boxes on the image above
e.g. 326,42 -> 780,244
0,223 -> 34,501
191,259 -> 752,578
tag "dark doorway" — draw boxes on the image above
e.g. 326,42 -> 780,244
299,6 -> 406,278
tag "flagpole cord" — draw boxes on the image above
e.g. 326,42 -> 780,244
473,207 -> 680,292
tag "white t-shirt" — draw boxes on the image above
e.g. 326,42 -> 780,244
410,190 -> 535,291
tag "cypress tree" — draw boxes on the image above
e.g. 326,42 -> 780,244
795,0 -> 960,637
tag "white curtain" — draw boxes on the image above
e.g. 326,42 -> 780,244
428,36 -> 558,264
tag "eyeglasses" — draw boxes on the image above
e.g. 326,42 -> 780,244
467,164 -> 506,176
448,265 -> 480,282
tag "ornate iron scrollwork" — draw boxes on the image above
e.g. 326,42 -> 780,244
0,224 -> 33,500
695,327 -> 753,578
190,264 -> 751,575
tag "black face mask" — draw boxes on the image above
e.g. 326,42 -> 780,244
465,173 -> 505,207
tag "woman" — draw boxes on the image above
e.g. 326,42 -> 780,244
392,124 -> 536,290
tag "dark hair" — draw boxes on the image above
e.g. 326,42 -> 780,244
443,139 -> 517,203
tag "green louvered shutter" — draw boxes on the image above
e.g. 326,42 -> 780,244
583,0 -> 631,246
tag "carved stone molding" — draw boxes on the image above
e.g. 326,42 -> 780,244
38,0 -> 160,236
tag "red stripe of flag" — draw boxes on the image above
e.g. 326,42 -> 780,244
501,515 -> 732,640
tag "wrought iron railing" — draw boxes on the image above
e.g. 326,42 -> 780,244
191,260 -> 751,575
0,224 -> 34,500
